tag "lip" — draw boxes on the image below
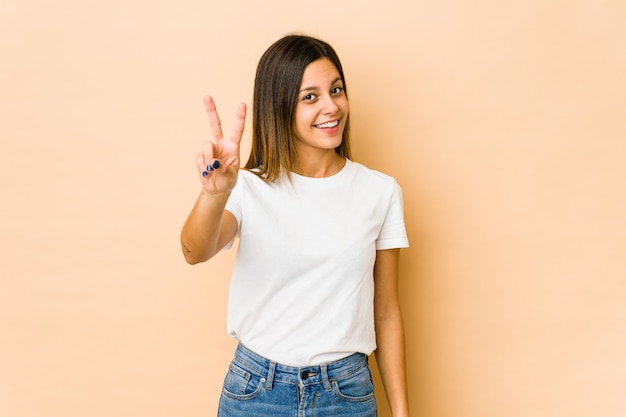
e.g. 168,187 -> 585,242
313,118 -> 341,129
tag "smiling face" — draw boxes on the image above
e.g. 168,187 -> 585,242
292,58 -> 350,157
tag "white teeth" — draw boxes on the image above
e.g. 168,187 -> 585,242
315,120 -> 339,128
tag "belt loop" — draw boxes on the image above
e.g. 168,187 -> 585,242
265,361 -> 276,390
321,364 -> 331,391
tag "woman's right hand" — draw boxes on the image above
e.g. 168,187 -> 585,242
196,95 -> 247,196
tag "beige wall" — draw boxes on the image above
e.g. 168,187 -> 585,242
1,0 -> 625,416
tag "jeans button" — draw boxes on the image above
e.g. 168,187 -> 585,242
301,370 -> 309,380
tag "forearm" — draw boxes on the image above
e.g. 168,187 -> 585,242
375,308 -> 409,417
180,190 -> 231,264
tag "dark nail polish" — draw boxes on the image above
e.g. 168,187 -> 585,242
211,160 -> 221,169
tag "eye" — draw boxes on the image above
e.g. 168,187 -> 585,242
302,93 -> 317,101
330,86 -> 344,95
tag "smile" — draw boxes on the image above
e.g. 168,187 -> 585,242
314,119 -> 340,129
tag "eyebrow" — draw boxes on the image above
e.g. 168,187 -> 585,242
299,77 -> 343,93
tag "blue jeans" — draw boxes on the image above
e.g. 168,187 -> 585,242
218,344 -> 377,417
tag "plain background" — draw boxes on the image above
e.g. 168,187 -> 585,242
1,0 -> 625,416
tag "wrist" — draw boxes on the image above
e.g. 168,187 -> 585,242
391,405 -> 410,417
200,188 -> 231,200
197,188 -> 232,212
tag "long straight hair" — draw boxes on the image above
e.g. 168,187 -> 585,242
245,35 -> 351,181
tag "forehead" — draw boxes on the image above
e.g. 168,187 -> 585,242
300,58 -> 341,87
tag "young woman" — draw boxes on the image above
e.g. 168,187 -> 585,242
181,34 -> 410,417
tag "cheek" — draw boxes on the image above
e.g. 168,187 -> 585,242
340,98 -> 350,116
292,112 -> 311,138
295,108 -> 315,128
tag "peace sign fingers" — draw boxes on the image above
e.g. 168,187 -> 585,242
203,95 -> 247,145
197,96 -> 247,195
230,101 -> 247,146
203,95 -> 225,142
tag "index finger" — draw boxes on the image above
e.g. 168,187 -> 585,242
203,95 -> 223,141
230,102 -> 247,145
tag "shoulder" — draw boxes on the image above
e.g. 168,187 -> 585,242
233,168 -> 291,197
239,168 -> 264,180
346,160 -> 400,190
235,168 -> 270,188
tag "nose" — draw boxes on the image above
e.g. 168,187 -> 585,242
321,94 -> 340,115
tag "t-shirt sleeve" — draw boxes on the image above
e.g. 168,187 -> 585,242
225,180 -> 242,225
376,180 -> 409,250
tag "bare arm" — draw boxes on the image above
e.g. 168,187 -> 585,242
181,96 -> 247,264
373,248 -> 410,417
181,191 -> 238,264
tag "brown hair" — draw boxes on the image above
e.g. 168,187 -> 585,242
245,34 -> 351,181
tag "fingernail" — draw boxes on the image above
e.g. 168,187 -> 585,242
211,160 -> 221,169
202,171 -> 209,177
206,164 -> 213,172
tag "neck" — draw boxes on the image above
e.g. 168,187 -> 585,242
293,152 -> 346,178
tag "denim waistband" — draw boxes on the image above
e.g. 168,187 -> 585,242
231,343 -> 368,390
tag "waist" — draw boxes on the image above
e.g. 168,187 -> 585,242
232,343 -> 368,385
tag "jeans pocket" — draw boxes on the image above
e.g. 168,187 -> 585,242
332,363 -> 376,402
221,361 -> 265,400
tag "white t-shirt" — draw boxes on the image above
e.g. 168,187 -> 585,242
224,158 -> 409,366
